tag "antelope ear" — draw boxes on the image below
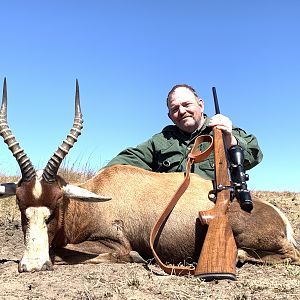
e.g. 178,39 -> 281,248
62,184 -> 111,202
0,182 -> 17,198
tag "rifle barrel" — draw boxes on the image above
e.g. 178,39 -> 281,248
212,87 -> 220,115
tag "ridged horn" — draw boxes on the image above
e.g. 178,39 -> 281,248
0,78 -> 36,181
42,79 -> 83,182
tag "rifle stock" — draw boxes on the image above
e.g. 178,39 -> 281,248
194,89 -> 237,281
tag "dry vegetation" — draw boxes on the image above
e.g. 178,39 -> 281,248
0,169 -> 299,299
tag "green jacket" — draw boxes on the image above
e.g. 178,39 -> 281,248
106,116 -> 263,180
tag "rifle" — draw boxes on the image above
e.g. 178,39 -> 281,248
194,87 -> 237,281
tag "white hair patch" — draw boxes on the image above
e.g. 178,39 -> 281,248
32,180 -> 42,200
20,206 -> 51,271
32,170 -> 43,200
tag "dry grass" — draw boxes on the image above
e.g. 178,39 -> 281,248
58,165 -> 95,184
58,159 -> 96,184
0,161 -> 96,185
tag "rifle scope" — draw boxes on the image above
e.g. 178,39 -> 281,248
212,87 -> 253,212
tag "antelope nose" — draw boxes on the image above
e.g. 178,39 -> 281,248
18,260 -> 53,273
41,260 -> 54,271
18,263 -> 27,273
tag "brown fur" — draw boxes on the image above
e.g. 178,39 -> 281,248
16,165 -> 300,270
48,165 -> 300,266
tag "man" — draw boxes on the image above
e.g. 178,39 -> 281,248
106,84 -> 263,180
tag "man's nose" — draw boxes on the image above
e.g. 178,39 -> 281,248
178,106 -> 186,115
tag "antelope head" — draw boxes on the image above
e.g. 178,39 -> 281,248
0,78 -> 110,272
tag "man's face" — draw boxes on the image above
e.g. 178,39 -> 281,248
168,87 -> 204,133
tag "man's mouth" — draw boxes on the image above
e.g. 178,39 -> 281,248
180,115 -> 192,121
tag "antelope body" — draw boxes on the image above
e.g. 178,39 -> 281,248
0,79 -> 299,273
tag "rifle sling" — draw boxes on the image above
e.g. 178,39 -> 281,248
149,134 -> 214,275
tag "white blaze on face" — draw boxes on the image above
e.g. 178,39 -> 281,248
32,170 -> 43,200
19,206 -> 52,272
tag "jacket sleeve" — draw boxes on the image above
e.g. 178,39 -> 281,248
105,138 -> 156,171
232,127 -> 263,170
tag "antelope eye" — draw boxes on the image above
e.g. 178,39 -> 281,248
45,212 -> 55,225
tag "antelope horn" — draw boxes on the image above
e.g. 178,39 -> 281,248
42,79 -> 83,182
0,78 -> 36,181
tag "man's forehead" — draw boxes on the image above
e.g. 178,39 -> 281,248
169,87 -> 197,104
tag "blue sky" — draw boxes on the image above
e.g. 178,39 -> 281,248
0,1 -> 299,192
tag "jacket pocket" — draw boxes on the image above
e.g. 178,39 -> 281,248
156,143 -> 185,173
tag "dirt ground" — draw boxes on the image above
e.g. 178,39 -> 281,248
0,191 -> 299,300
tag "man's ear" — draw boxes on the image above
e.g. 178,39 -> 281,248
168,112 -> 172,121
198,98 -> 205,111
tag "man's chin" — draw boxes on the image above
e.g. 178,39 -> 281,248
178,122 -> 197,133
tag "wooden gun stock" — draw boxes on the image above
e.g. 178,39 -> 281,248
195,89 -> 237,281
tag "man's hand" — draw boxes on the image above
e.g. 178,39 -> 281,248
208,114 -> 237,148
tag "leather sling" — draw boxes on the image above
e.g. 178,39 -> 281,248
149,134 -> 214,275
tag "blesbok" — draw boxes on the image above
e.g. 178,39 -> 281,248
0,79 -> 299,273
